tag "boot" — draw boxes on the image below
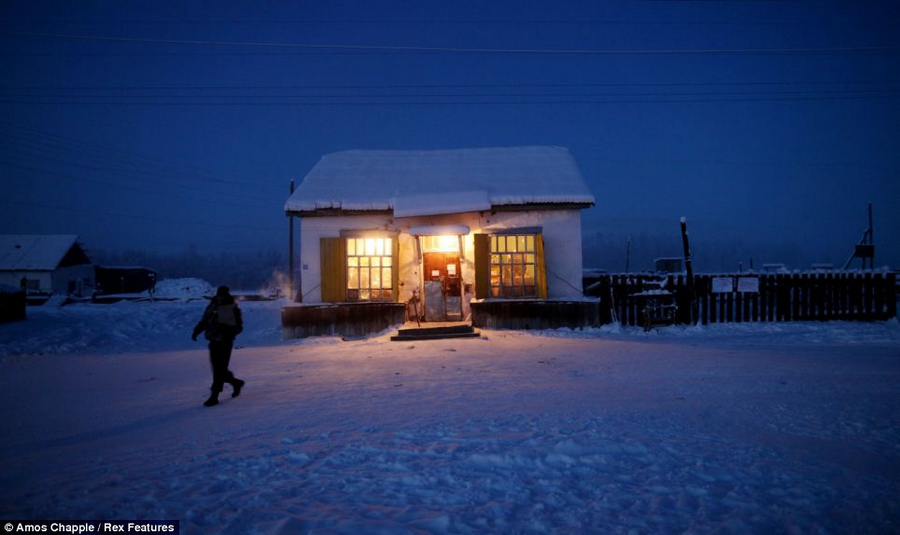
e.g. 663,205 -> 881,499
203,393 -> 219,407
231,379 -> 245,398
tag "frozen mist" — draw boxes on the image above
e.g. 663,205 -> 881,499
0,298 -> 899,534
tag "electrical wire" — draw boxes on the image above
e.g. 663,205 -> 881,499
0,197 -> 280,232
0,121 -> 283,192
1,30 -> 896,56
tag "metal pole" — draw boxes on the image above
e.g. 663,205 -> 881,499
867,202 -> 874,269
625,236 -> 632,273
680,217 -> 696,325
289,179 -> 295,300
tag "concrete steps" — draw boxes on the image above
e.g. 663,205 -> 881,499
390,324 -> 480,342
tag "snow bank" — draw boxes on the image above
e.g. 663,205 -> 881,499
152,278 -> 214,300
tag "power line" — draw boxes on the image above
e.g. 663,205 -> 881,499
0,133 -> 277,204
0,121 -> 282,191
2,89 -> 895,99
1,94 -> 896,106
14,17 -> 894,27
0,197 -> 280,232
0,159 -> 275,210
3,80 -> 896,90
1,30 -> 896,56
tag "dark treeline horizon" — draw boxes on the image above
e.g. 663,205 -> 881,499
93,246 -> 286,292
91,230 -> 865,296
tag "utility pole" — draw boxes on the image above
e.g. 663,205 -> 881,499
680,217 -> 696,325
288,179 -> 295,300
868,202 -> 874,269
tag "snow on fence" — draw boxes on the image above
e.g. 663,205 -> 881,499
586,271 -> 897,327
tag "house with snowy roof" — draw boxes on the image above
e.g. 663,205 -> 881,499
0,235 -> 94,297
282,146 -> 598,338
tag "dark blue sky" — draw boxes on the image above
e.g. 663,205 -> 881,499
2,1 -> 898,271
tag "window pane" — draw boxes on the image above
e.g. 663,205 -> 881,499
517,235 -> 526,252
498,237 -> 506,253
491,287 -> 500,297
526,235 -> 534,251
345,237 -> 394,301
512,254 -> 523,265
491,254 -> 499,265
490,236 -> 497,252
507,236 -> 517,252
502,265 -> 512,285
502,254 -> 511,265
524,286 -> 536,297
524,264 -> 535,285
513,265 -> 523,285
525,254 -> 534,265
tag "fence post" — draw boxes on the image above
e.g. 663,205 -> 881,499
873,272 -> 885,320
863,272 -> 874,321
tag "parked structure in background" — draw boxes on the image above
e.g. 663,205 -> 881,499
0,284 -> 26,322
94,266 -> 157,296
654,257 -> 683,274
0,235 -> 94,299
283,146 -> 596,338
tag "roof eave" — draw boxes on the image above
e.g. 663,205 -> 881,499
285,201 -> 593,218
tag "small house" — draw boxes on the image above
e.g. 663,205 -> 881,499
283,146 -> 597,337
0,235 -> 94,298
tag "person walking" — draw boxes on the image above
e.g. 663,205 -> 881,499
192,285 -> 245,407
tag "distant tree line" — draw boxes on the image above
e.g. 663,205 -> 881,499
94,233 -> 815,295
93,245 -> 286,291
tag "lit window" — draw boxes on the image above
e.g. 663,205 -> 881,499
490,234 -> 536,297
346,238 -> 393,300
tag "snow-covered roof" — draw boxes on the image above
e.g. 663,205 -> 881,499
285,146 -> 595,216
0,235 -> 82,271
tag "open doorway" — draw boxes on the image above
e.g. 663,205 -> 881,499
419,235 -> 463,322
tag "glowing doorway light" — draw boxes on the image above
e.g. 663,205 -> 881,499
421,235 -> 460,253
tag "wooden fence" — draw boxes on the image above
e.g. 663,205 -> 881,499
585,271 -> 897,327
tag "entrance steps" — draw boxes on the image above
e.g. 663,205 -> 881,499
390,323 -> 481,342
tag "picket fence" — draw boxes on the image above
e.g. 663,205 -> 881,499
585,271 -> 897,327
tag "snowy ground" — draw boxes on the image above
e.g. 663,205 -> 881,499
1,298 -> 899,534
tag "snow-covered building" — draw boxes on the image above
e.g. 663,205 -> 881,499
0,235 -> 94,297
283,146 -> 597,337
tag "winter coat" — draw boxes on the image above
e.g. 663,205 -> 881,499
193,295 -> 243,342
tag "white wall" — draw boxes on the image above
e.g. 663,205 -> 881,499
297,208 -> 585,306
